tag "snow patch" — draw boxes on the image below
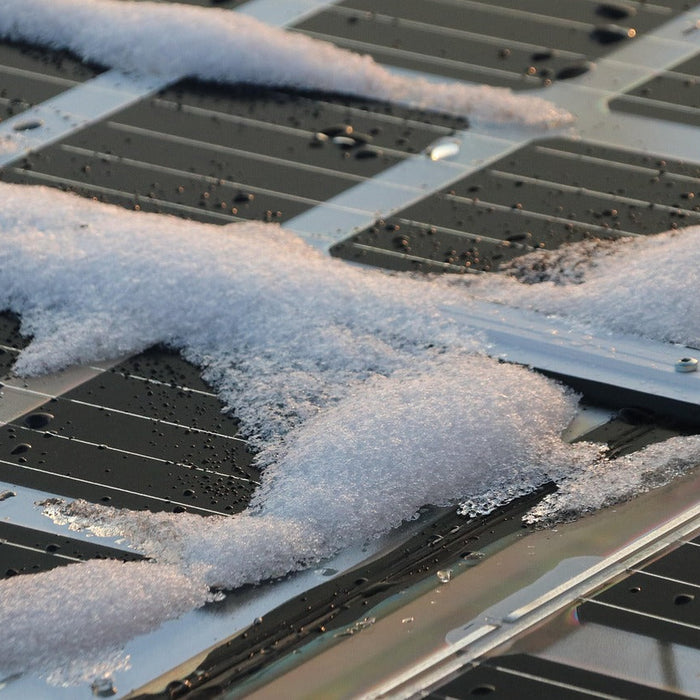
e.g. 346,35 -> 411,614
1,183 -> 699,679
472,227 -> 700,348
0,559 -> 211,680
526,435 -> 700,526
46,353 -> 595,590
0,182 -> 482,451
0,0 -> 572,128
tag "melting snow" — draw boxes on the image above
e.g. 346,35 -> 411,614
0,0 -> 572,128
469,227 -> 700,348
0,559 -> 212,681
0,181 -> 698,680
526,436 -> 700,526
0,2 -> 696,675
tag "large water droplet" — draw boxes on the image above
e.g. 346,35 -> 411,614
90,675 -> 114,696
437,569 -> 452,583
426,138 -> 461,162
332,135 -> 357,149
590,24 -> 636,44
24,412 -> 53,429
556,62 -> 592,81
10,443 -> 31,455
13,119 -> 44,132
596,3 -> 636,20
321,124 -> 353,138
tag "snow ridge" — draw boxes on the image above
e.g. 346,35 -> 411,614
0,0 -> 572,127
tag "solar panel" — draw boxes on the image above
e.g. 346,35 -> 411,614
0,0 -> 699,698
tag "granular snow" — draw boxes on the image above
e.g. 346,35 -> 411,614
0,0 -> 572,128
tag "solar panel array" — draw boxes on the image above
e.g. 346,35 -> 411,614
0,0 -> 699,696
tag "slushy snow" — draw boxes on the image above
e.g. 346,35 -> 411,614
0,0 -> 572,128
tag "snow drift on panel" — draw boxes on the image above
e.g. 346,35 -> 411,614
0,0 -> 572,127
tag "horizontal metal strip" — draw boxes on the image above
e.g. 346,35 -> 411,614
394,218 -> 519,247
434,0 -> 609,30
0,62 -> 82,88
534,144 -> 700,184
350,244 -> 474,273
487,168 -> 698,215
431,194 -> 643,238
0,537 -> 81,563
93,369 -> 219,399
56,146 -> 361,209
97,121 -> 407,178
612,91 -> 700,116
630,568 -> 700,589
69,398 -> 248,444
3,168 -> 243,222
485,664 -> 620,699
151,94 -> 455,138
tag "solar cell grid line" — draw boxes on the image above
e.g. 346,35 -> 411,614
3,376 -> 247,442
0,456 -> 228,516
149,91 -> 458,141
0,521 -> 145,580
291,0 -> 690,89
331,136 -> 700,274
287,4 -> 700,252
429,654 -> 688,700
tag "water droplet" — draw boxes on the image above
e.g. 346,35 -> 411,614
674,593 -> 695,606
461,551 -> 486,561
24,412 -> 53,429
401,616 -> 414,624
13,119 -> 44,132
426,138 -> 461,162
321,124 -> 353,138
675,357 -> 698,373
46,543 -> 61,553
556,62 -> 592,80
355,146 -> 382,160
590,24 -> 636,44
531,50 -> 554,61
596,3 -> 635,20
10,443 -> 31,455
469,684 -> 496,695
437,569 -> 452,583
332,135 -> 357,149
